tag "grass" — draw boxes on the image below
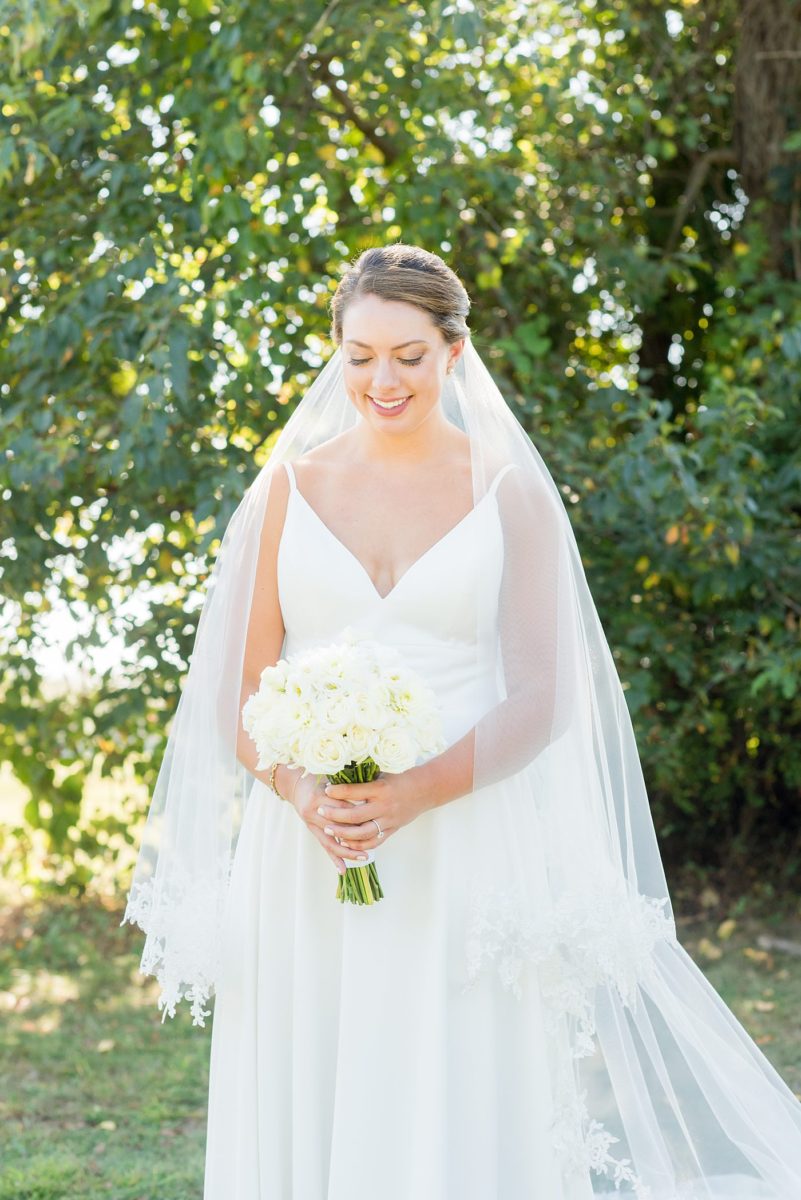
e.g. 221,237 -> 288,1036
667,875 -> 801,1099
0,894 -> 209,1200
0,878 -> 800,1198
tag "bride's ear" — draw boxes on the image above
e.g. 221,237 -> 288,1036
448,337 -> 466,373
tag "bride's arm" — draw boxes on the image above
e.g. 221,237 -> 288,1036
235,464 -> 302,799
410,468 -> 572,809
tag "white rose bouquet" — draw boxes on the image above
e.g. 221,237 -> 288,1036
241,628 -> 446,905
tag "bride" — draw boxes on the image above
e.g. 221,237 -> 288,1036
124,243 -> 801,1198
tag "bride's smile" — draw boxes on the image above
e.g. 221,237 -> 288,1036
366,394 -> 412,415
341,293 -> 461,439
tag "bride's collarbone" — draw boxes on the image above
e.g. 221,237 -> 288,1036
293,461 -> 477,584
296,463 -> 474,532
318,490 -> 470,559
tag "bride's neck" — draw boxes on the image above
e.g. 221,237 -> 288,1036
351,415 -> 461,467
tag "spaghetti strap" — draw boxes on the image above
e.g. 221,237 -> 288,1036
487,461 -> 518,497
283,461 -> 297,492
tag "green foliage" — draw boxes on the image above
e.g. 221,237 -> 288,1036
0,1 -> 799,889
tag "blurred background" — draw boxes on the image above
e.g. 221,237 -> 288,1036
1,1 -> 800,1196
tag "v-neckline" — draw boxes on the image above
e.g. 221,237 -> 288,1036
290,482 -> 495,603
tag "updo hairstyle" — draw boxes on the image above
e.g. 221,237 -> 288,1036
329,243 -> 471,348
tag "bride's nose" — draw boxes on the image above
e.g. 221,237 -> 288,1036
370,359 -> 402,390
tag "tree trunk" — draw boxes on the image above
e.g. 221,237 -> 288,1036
734,0 -> 801,278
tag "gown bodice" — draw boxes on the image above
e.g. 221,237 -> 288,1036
277,460 -> 517,747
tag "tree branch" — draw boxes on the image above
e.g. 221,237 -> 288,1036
309,56 -> 402,164
663,147 -> 738,257
281,0 -> 343,77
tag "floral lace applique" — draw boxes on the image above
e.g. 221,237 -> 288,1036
461,878 -> 678,1193
461,878 -> 676,1053
121,864 -> 232,1027
550,1085 -> 653,1198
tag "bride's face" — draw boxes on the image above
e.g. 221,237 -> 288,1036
341,294 -> 463,432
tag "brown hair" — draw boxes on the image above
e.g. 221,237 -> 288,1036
329,243 -> 471,347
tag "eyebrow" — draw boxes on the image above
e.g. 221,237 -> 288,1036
344,339 -> 429,349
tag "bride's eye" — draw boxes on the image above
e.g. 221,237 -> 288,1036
347,355 -> 424,366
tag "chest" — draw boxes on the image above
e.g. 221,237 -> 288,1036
295,476 -> 476,599
276,487 -> 504,646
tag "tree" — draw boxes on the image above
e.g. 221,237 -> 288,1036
1,0 -> 799,890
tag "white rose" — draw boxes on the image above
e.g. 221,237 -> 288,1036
342,660 -> 372,695
259,660 -> 289,691
313,690 -> 356,731
372,725 -> 418,774
343,723 -> 377,762
241,697 -> 278,760
286,727 -> 308,771
340,625 -> 366,647
286,660 -> 323,703
272,699 -> 314,755
314,645 -> 347,679
403,704 -> 444,749
302,730 -> 351,775
353,681 -> 393,728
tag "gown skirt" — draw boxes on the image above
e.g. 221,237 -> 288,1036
203,459 -> 801,1198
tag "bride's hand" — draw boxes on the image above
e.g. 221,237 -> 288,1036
315,771 -> 426,854
290,771 -> 364,875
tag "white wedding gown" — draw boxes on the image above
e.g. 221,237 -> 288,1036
203,460 -> 801,1199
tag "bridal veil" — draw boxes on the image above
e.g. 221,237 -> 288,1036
122,326 -> 801,1197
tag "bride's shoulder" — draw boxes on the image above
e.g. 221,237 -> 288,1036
290,432 -> 355,491
299,432 -> 352,466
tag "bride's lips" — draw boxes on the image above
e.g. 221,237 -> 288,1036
367,394 -> 411,416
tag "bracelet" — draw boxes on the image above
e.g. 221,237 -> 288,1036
269,761 -> 286,801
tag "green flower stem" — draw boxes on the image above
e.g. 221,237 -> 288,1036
329,758 -> 385,905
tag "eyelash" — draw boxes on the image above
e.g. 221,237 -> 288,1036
348,355 -> 424,366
